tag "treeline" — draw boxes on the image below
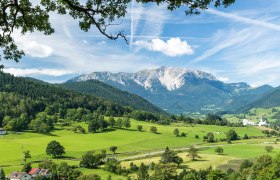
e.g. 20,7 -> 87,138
174,114 -> 243,127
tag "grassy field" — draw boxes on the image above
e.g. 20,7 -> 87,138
0,118 -> 274,178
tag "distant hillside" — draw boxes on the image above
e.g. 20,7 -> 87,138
239,87 -> 280,112
59,80 -> 165,114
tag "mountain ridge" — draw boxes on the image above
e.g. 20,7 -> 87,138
68,66 -> 274,114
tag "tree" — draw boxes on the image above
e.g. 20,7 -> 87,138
207,132 -> 215,143
80,151 -> 103,168
22,163 -> 32,173
173,128 -> 180,137
39,159 -> 57,172
88,120 -> 99,133
137,163 -> 149,180
104,158 -> 121,174
160,147 -> 183,165
207,169 -> 227,180
0,0 -> 235,67
110,146 -> 117,154
57,162 -> 81,179
23,150 -> 31,163
151,163 -> 178,180
265,146 -> 273,153
239,160 -> 253,171
150,126 -> 157,133
123,117 -> 131,129
137,125 -> 143,132
116,118 -> 123,128
226,129 -> 238,141
0,169 -> 5,180
46,140 -> 65,158
187,145 -> 200,161
243,134 -> 249,139
215,147 -> 224,155
108,116 -> 115,127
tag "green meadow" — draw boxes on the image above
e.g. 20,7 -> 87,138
0,118 -> 276,178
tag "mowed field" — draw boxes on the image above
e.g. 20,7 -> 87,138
0,118 -> 277,179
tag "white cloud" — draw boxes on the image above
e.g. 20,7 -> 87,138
217,76 -> 229,82
134,38 -> 194,57
13,30 -> 53,58
4,68 -> 74,76
22,41 -> 53,58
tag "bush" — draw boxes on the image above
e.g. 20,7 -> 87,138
265,146 -> 273,153
150,126 -> 157,133
110,146 -> 118,154
215,147 -> 224,155
181,132 -> 186,137
137,125 -> 143,132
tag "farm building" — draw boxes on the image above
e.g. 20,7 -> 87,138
242,119 -> 256,126
28,168 -> 51,178
9,172 -> 32,180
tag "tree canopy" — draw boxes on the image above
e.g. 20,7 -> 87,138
0,0 -> 235,66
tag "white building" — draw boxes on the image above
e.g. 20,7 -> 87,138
242,119 -> 256,126
258,118 -> 269,126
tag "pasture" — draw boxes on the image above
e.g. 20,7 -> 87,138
0,118 -> 274,178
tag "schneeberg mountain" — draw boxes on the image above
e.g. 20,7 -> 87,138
67,66 -> 273,114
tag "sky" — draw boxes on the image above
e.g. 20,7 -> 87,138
3,0 -> 280,87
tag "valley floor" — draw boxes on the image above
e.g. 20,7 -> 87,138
0,119 -> 278,179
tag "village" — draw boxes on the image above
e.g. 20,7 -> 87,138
242,118 -> 270,126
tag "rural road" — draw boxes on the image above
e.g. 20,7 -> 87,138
118,144 -> 232,161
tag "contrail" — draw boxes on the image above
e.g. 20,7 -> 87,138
130,0 -> 135,48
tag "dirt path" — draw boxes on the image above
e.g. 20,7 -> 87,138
118,144 -> 233,161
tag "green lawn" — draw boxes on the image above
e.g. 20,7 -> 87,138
0,119 -> 268,175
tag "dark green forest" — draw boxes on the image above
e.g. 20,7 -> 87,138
0,72 -> 165,132
59,80 -> 165,114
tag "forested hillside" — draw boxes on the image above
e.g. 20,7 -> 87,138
238,87 -> 280,112
0,72 -> 165,132
59,80 -> 165,114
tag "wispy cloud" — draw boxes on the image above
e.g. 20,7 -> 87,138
130,0 -> 135,46
207,8 -> 280,31
191,28 -> 257,63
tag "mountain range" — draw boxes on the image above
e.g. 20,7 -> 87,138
67,66 -> 274,114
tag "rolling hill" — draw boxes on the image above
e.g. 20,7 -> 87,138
59,80 -> 165,114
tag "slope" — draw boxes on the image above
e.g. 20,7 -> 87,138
59,80 -> 165,114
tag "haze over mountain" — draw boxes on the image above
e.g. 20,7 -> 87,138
68,67 -> 274,114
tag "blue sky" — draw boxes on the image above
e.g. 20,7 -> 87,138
3,0 -> 280,87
